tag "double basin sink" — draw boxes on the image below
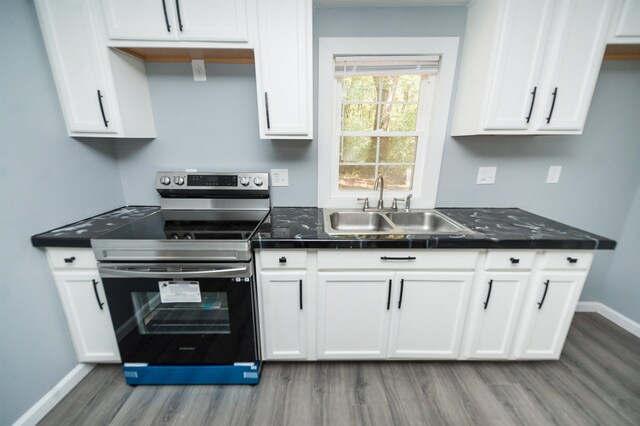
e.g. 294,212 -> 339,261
323,209 -> 475,236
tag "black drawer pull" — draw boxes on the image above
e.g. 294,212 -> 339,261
92,279 -> 105,310
279,256 -> 287,264
483,279 -> 493,309
510,257 -> 520,264
97,90 -> 109,127
567,257 -> 578,264
538,280 -> 550,309
546,87 -> 558,124
299,279 -> 303,310
386,279 -> 392,310
64,256 -> 76,264
398,279 -> 405,309
380,256 -> 416,261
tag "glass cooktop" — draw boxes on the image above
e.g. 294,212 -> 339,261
95,210 -> 269,241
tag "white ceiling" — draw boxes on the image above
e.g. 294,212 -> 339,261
314,0 -> 469,8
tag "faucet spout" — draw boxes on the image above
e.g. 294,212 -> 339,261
373,174 -> 384,209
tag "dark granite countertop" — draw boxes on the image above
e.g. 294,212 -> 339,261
31,206 -> 159,248
251,207 -> 616,250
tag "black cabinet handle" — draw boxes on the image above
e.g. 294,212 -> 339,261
510,257 -> 520,264
483,279 -> 493,309
264,92 -> 271,130
161,0 -> 171,32
299,279 -> 303,310
97,90 -> 109,127
398,279 -> 405,309
525,86 -> 537,123
279,256 -> 287,264
567,257 -> 578,264
92,279 -> 105,311
380,256 -> 416,261
538,280 -> 550,309
386,279 -> 392,310
64,256 -> 76,264
175,0 -> 184,31
546,87 -> 558,124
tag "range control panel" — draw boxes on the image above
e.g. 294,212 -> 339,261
156,172 -> 269,190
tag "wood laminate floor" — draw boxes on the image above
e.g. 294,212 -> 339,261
40,313 -> 640,426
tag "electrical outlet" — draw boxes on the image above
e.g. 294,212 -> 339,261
547,165 -> 562,183
270,169 -> 289,186
477,167 -> 497,184
192,60 -> 206,82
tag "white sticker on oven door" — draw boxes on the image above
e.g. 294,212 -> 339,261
158,281 -> 202,303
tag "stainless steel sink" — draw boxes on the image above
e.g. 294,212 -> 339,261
323,209 -> 475,236
328,211 -> 398,234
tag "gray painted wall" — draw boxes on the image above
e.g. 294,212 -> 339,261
0,1 -> 126,424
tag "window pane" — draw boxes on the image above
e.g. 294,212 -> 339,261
340,136 -> 377,163
342,76 -> 379,102
379,137 -> 417,163
387,104 -> 418,131
342,103 -> 379,132
378,165 -> 414,190
339,165 -> 376,190
381,75 -> 421,103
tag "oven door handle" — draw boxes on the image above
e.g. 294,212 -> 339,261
98,266 -> 248,278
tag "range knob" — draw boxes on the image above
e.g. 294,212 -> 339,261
174,176 -> 185,186
239,177 -> 250,187
160,176 -> 171,185
253,177 -> 263,187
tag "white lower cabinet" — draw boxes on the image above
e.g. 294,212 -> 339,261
462,272 -> 529,359
387,272 -> 473,359
512,272 -> 587,359
316,272 -> 394,359
258,270 -> 308,360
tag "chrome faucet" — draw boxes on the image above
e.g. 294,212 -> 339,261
373,174 -> 385,209
405,194 -> 413,212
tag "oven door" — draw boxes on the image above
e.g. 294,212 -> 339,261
98,262 -> 257,365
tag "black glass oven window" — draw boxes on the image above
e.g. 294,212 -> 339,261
130,292 -> 230,335
187,175 -> 238,187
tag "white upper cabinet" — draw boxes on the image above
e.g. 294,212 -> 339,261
101,0 -> 249,42
36,0 -> 156,138
451,0 -> 615,136
254,0 -> 313,139
609,0 -> 640,43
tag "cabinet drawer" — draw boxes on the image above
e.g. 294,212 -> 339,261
485,250 -> 536,271
259,250 -> 308,269
317,250 -> 479,270
47,248 -> 98,270
539,251 -> 593,270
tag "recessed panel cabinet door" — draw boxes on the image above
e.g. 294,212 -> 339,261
535,0 -> 614,131
512,272 -> 587,359
388,272 -> 473,359
101,0 -> 179,40
317,272 -> 393,359
483,0 -> 554,130
259,271 -> 307,360
53,271 -> 121,363
176,0 -> 248,42
462,272 -> 528,359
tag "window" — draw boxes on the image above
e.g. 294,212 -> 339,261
318,38 -> 459,209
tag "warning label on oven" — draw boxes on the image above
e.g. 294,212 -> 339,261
158,281 -> 202,303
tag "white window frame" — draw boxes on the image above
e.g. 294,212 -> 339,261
318,37 -> 459,209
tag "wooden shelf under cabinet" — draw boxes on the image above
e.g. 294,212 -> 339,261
116,47 -> 255,64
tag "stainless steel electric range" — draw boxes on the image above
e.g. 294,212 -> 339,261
92,171 -> 270,385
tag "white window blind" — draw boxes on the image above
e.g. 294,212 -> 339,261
334,55 -> 441,77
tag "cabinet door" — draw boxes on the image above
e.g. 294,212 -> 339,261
259,271 -> 307,360
535,0 -> 614,131
53,271 -> 121,363
174,0 -> 248,42
388,272 -> 473,359
255,0 -> 312,139
317,272 -> 393,359
36,0 -> 118,134
101,0 -> 179,40
483,0 -> 554,130
462,272 -> 528,359
512,272 -> 586,359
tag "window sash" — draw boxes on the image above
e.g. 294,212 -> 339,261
335,55 -> 441,77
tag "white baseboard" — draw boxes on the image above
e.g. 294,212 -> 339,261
13,363 -> 94,426
576,302 -> 640,338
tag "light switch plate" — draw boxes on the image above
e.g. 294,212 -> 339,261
477,167 -> 497,184
547,165 -> 562,183
270,169 -> 289,186
192,60 -> 206,82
